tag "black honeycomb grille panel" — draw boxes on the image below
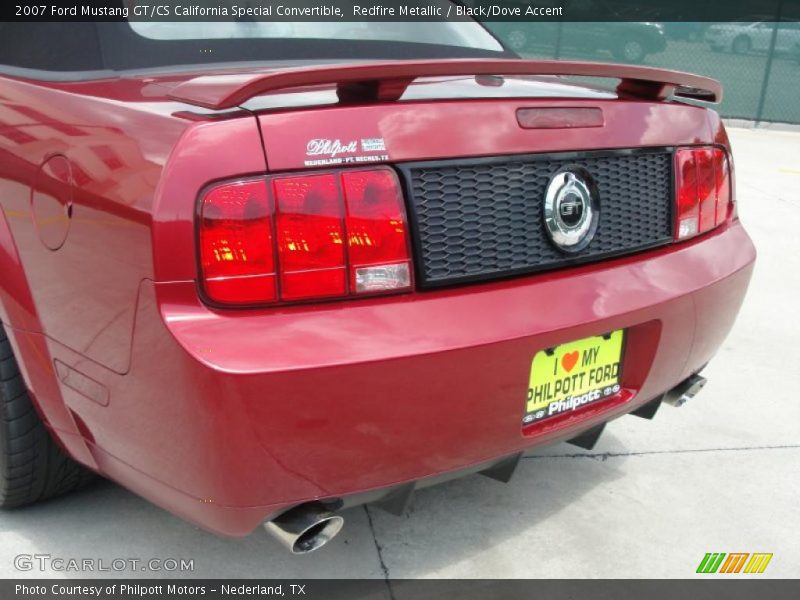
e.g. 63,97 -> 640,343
402,150 -> 674,287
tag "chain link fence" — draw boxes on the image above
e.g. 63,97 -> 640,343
485,18 -> 800,124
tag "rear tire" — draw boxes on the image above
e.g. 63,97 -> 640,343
0,325 -> 95,508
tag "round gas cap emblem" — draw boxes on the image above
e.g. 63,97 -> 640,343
543,167 -> 599,253
31,155 -> 73,251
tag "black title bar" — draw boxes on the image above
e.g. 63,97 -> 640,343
5,580 -> 800,600
3,0 -> 800,22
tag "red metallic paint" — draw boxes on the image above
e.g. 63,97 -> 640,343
0,64 -> 754,536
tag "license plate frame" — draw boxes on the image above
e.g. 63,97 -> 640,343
523,330 -> 626,425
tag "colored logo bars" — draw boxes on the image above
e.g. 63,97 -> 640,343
697,553 -> 773,574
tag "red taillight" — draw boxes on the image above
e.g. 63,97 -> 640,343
342,169 -> 411,293
714,147 -> 732,224
674,146 -> 733,241
675,148 -> 699,239
696,147 -> 717,233
274,174 -> 346,301
198,168 -> 412,306
199,180 -> 276,305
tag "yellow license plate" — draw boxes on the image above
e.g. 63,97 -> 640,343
524,330 -> 625,425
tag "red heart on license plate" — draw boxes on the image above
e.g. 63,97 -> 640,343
561,351 -> 579,373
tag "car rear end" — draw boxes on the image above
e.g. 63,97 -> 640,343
113,54 -> 755,542
6,21 -> 751,545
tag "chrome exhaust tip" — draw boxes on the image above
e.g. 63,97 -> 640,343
664,374 -> 707,407
264,502 -> 344,555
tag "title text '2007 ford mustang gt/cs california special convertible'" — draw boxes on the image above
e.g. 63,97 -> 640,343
0,21 -> 754,553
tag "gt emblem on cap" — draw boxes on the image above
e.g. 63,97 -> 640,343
543,167 -> 600,252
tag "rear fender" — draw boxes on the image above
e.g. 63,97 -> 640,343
0,206 -> 95,468
151,116 -> 267,283
0,205 -> 39,331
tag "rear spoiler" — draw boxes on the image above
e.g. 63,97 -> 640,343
167,58 -> 722,110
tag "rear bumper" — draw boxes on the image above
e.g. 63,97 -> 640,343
78,221 -> 754,536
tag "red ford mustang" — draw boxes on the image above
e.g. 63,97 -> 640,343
0,22 -> 755,553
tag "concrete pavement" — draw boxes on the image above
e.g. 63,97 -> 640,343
1,126 -> 798,580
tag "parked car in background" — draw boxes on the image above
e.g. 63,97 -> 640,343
490,21 -> 667,63
661,22 -> 709,42
705,20 -> 800,55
